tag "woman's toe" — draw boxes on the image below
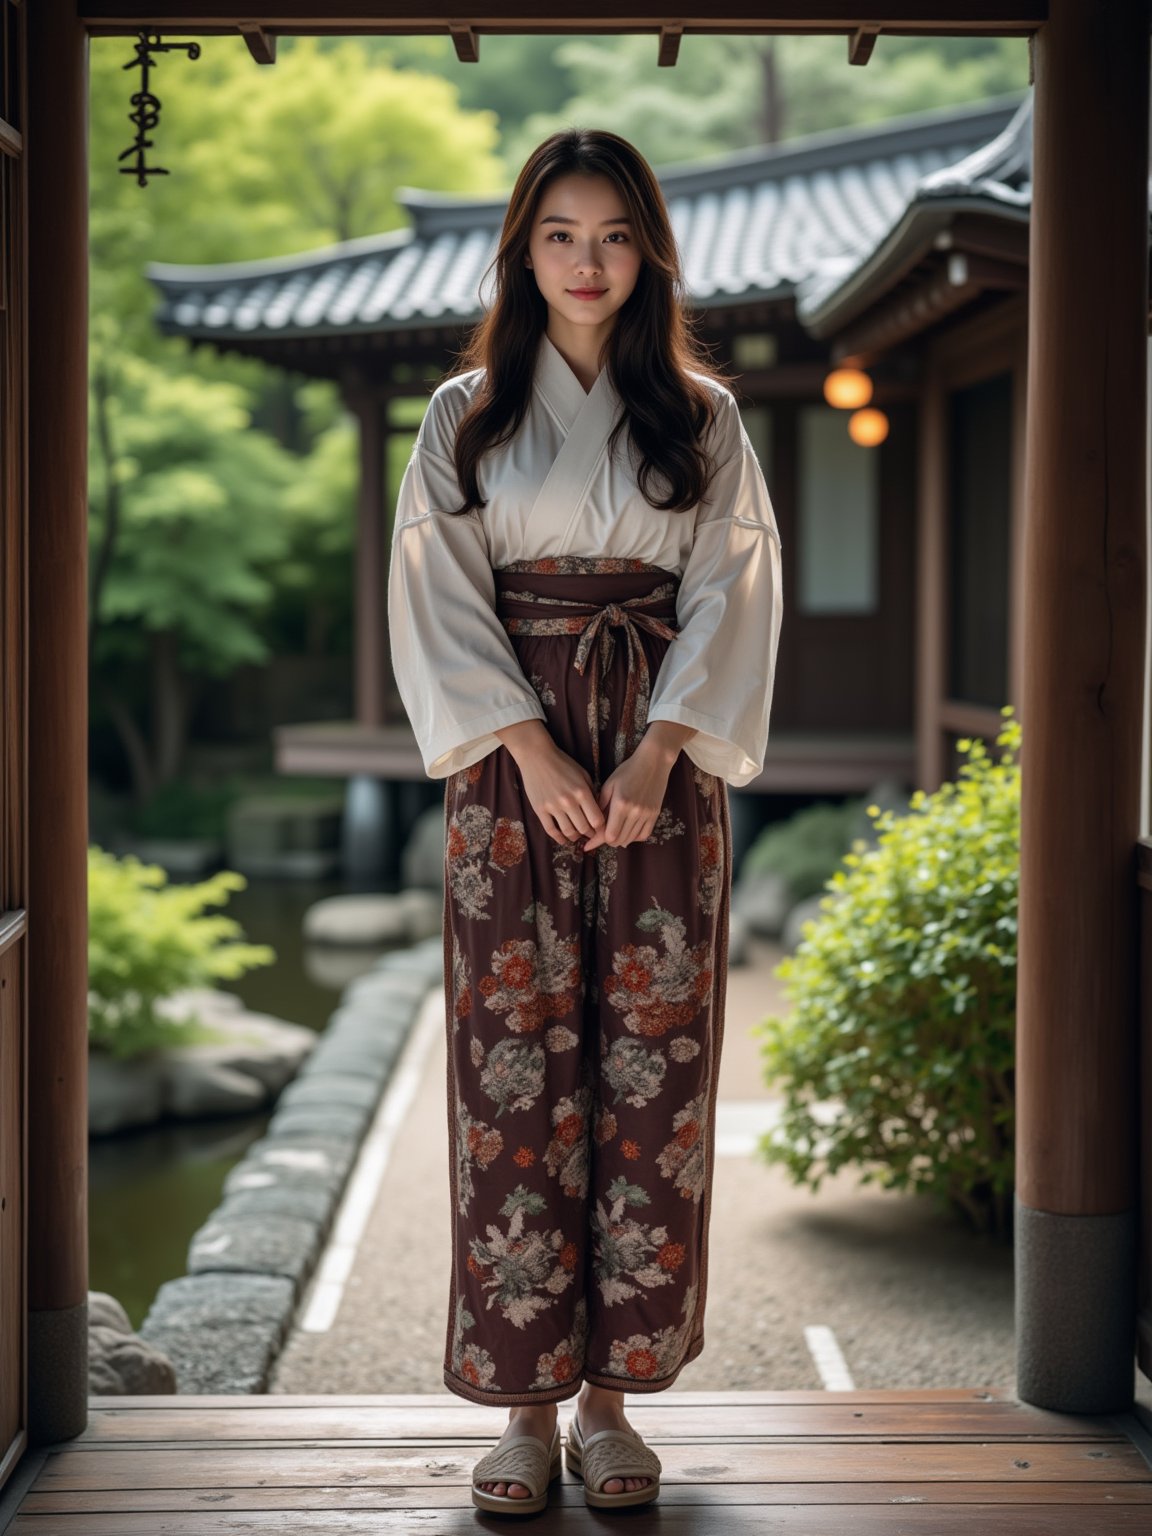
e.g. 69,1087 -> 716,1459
509,1482 -> 530,1498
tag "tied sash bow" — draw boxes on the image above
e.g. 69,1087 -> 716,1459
500,585 -> 679,784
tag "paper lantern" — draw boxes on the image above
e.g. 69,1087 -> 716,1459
848,407 -> 889,446
823,367 -> 873,409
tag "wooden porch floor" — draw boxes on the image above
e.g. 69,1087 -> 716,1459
5,1388 -> 1152,1533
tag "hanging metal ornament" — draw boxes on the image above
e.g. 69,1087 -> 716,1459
119,30 -> 201,188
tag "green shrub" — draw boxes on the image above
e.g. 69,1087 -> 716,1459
88,844 -> 276,1058
754,708 -> 1019,1241
741,797 -> 867,901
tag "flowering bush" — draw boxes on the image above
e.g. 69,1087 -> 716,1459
88,844 -> 275,1058
755,708 -> 1020,1240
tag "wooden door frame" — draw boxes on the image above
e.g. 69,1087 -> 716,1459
12,0 -> 1148,1454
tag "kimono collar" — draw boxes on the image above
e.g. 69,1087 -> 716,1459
534,331 -> 619,433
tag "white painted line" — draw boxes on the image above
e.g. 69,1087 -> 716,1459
804,1324 -> 856,1390
298,984 -> 444,1334
713,1098 -> 784,1156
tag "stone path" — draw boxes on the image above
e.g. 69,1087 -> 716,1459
271,936 -> 1015,1397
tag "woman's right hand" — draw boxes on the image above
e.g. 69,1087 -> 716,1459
495,719 -> 606,847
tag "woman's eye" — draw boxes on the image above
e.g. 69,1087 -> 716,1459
546,231 -> 628,243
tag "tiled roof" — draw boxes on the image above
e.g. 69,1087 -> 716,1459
145,92 -> 1028,346
796,90 -> 1035,333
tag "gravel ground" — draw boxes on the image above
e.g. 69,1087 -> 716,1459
270,935 -> 1015,1397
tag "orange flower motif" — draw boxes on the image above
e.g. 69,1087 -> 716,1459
620,1139 -> 641,1160
700,826 -> 722,871
478,974 -> 498,997
616,949 -> 654,992
466,1254 -> 483,1275
513,1145 -> 536,1167
490,819 -> 528,869
559,1242 -> 579,1271
462,1358 -> 480,1385
552,1352 -> 577,1382
499,954 -> 535,990
555,1112 -> 584,1146
657,1241 -> 685,1271
625,1347 -> 660,1379
447,824 -> 467,857
675,1119 -> 701,1149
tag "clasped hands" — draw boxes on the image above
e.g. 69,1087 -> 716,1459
495,718 -> 695,851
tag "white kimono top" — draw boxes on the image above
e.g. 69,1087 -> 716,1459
387,330 -> 784,787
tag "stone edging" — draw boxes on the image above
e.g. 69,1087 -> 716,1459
138,935 -> 444,1393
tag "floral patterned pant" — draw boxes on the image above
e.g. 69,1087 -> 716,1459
441,556 -> 731,1405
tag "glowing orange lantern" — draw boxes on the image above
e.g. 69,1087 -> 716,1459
823,367 -> 873,409
848,407 -> 889,446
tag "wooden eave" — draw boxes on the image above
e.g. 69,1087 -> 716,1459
77,3 -> 1049,41
825,210 -> 1031,361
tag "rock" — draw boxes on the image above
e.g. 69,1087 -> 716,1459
89,992 -> 317,1134
88,1290 -> 177,1394
89,1326 -> 178,1394
188,1213 -> 323,1290
341,969 -> 434,1012
277,1074 -> 381,1112
223,1136 -> 356,1202
88,1053 -> 165,1136
731,870 -> 794,938
140,1272 -> 297,1394
302,889 -> 442,947
398,888 -> 444,940
400,805 -> 449,891
164,1061 -> 267,1118
267,1102 -> 374,1142
215,1183 -> 336,1227
155,1007 -> 316,1105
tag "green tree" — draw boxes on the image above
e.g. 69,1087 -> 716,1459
88,330 -> 298,802
87,36 -> 505,799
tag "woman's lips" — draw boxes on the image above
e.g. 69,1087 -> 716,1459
568,288 -> 607,299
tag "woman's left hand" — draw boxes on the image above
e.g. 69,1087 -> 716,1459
580,739 -> 673,851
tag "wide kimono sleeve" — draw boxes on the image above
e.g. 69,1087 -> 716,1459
645,391 -> 784,787
387,393 -> 547,779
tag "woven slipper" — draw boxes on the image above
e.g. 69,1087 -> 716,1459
471,1421 -> 562,1515
564,1410 -> 662,1509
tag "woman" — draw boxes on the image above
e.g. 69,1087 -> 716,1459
387,127 -> 784,1517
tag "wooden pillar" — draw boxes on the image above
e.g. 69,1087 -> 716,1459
1016,0 -> 1149,1412
348,388 -> 392,728
25,0 -> 89,1441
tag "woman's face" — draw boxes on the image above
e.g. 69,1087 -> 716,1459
524,171 -> 643,335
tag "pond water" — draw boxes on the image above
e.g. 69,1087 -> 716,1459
87,874 -> 404,1329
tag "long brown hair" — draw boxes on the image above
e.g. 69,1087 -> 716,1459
442,128 -> 734,517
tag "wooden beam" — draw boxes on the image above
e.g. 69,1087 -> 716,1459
658,23 -> 682,65
26,0 -> 89,1445
448,22 -> 478,62
75,5 -> 1049,40
1016,0 -> 1149,1414
848,24 -> 881,63
237,23 -> 277,61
